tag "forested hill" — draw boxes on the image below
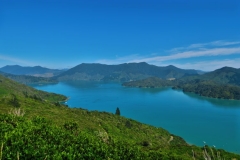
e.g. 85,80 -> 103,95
199,67 -> 240,86
0,74 -> 239,159
56,62 -> 200,81
123,66 -> 240,100
0,65 -> 65,77
180,66 -> 240,86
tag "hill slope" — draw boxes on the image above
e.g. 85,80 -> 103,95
179,66 -> 240,85
199,67 -> 240,86
0,65 -> 64,77
0,74 -> 66,102
56,62 -> 199,82
0,75 -> 239,159
123,66 -> 240,100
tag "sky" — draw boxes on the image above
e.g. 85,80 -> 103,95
0,0 -> 240,71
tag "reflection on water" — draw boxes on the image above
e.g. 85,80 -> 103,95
133,87 -> 170,94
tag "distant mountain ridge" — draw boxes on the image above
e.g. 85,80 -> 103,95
0,65 -> 65,77
56,62 -> 200,82
0,71 -> 58,84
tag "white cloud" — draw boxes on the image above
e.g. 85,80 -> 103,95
130,47 -> 240,63
95,54 -> 144,64
168,59 -> 240,71
209,40 -> 240,46
169,40 -> 240,53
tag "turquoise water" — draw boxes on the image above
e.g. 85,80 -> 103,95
32,81 -> 240,154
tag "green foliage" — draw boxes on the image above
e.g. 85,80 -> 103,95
0,114 -> 181,159
54,102 -> 61,106
29,94 -> 43,101
125,120 -> 132,128
142,140 -> 150,147
64,121 -> 78,133
0,114 -> 239,159
9,94 -> 20,108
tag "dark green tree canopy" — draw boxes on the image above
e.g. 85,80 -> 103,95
115,107 -> 120,116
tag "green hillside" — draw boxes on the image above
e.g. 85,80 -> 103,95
180,67 -> 240,86
123,67 -> 240,100
199,67 -> 240,86
122,77 -> 173,88
0,75 -> 239,159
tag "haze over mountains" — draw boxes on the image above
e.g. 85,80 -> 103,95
0,71 -> 58,84
0,65 -> 65,77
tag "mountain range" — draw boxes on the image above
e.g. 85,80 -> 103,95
1,63 -> 240,86
55,62 -> 201,81
0,65 -> 65,77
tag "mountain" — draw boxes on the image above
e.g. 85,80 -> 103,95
0,74 -> 239,159
180,66 -> 240,86
0,65 -> 65,77
56,62 -> 200,82
0,71 -> 58,84
199,66 -> 240,85
123,66 -> 240,100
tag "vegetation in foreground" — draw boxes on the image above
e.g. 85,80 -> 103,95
0,74 -> 240,159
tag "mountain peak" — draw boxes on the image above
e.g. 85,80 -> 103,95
216,66 -> 238,72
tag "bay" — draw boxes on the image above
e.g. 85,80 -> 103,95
31,81 -> 240,154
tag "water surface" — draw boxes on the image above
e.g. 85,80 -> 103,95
31,81 -> 240,154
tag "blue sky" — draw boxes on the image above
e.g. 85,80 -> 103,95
0,0 -> 240,71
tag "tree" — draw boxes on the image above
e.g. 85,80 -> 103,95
115,107 -> 120,116
9,94 -> 20,108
